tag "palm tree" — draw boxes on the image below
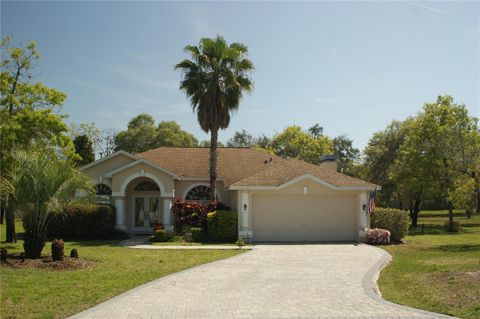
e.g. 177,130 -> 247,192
1,150 -> 94,258
175,36 -> 254,201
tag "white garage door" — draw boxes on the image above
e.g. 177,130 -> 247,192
252,194 -> 357,242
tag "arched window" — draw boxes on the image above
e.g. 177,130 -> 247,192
185,185 -> 212,201
94,184 -> 112,195
134,181 -> 159,191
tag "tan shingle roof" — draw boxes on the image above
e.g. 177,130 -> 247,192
136,147 -> 284,187
230,158 -> 377,188
136,147 -> 376,189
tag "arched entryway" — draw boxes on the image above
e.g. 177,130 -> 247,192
125,177 -> 162,233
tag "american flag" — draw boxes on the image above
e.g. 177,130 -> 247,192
366,188 -> 377,215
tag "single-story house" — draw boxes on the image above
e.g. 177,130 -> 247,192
81,147 -> 379,242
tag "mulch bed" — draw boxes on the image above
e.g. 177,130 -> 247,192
1,253 -> 97,271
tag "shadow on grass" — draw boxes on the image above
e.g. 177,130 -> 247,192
409,223 -> 479,237
433,244 -> 480,252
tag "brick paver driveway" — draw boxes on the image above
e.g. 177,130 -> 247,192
71,244 -> 449,319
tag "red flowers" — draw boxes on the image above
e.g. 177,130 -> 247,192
366,228 -> 391,245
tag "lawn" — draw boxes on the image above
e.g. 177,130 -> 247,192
379,210 -> 480,319
0,220 -> 243,319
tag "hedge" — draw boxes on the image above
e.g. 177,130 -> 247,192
207,210 -> 237,242
48,204 -> 126,239
370,207 -> 409,241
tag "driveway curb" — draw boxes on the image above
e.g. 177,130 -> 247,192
362,244 -> 455,318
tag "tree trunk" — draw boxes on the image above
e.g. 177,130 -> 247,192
209,128 -> 218,202
23,229 -> 46,259
448,201 -> 454,222
477,190 -> 480,213
5,207 -> 16,243
0,205 -> 4,224
411,199 -> 421,228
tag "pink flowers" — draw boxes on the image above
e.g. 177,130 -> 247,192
366,228 -> 391,245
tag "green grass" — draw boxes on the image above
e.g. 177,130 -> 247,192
379,210 -> 480,319
0,220 -> 243,319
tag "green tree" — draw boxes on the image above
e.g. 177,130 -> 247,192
199,140 -> 225,148
227,130 -> 254,147
392,96 -> 478,226
308,123 -> 324,138
176,36 -> 254,200
73,134 -> 95,166
157,121 -> 198,147
70,123 -> 117,158
1,37 -> 74,242
114,114 -> 197,153
269,126 -> 333,164
363,120 -> 412,208
1,149 -> 93,258
332,135 -> 360,176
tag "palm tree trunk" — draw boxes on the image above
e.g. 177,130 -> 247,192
23,228 -> 46,259
5,206 -> 16,243
209,128 -> 218,202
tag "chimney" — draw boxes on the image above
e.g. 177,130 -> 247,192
319,154 -> 337,171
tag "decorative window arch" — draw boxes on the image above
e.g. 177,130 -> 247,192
184,184 -> 220,201
134,181 -> 160,191
94,183 -> 112,196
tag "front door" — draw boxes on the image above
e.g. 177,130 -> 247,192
133,196 -> 160,232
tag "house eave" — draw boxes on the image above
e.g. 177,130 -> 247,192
227,174 -> 380,191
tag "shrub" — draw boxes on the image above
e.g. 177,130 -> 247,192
51,239 -> 64,261
366,228 -> 391,245
151,230 -> 172,242
207,210 -> 237,242
190,227 -> 205,242
444,221 -> 460,232
70,248 -> 79,258
235,238 -> 245,249
171,200 -> 230,234
370,208 -> 409,241
48,204 -> 117,239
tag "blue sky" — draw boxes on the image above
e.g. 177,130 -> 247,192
2,1 -> 479,150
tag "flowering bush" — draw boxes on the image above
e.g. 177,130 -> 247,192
171,200 -> 229,234
366,228 -> 391,245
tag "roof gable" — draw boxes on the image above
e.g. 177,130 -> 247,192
80,150 -> 138,172
104,159 -> 179,178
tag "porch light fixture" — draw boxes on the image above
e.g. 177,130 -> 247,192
362,204 -> 367,211
303,185 -> 308,195
243,204 -> 248,212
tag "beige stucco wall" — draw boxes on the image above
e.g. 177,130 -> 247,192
82,154 -> 136,182
110,162 -> 175,196
174,180 -> 231,206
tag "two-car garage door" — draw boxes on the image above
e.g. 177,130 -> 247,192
252,194 -> 357,242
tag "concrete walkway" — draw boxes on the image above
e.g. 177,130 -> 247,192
71,244 -> 451,319
119,236 -> 252,250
